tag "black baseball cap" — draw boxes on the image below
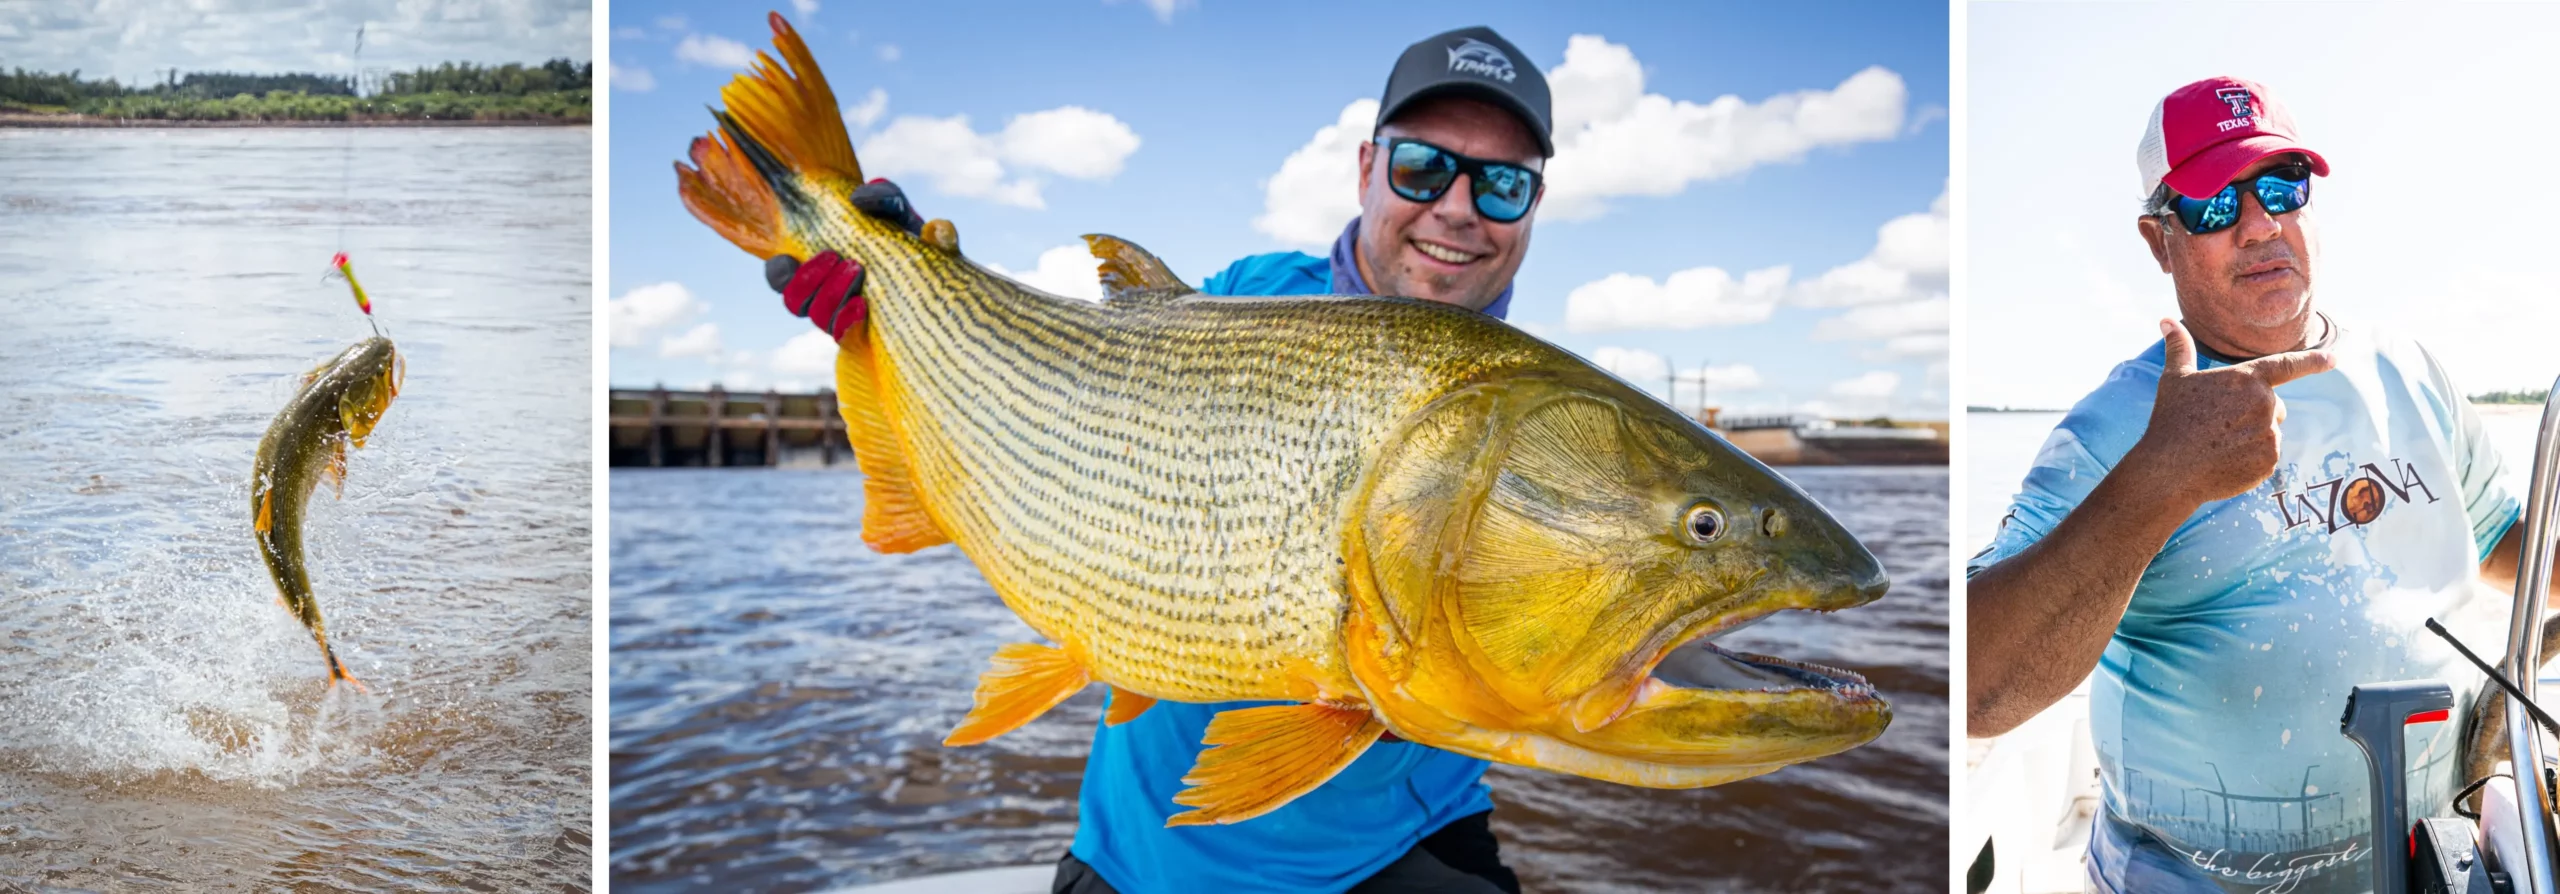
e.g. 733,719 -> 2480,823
1374,26 -> 1554,157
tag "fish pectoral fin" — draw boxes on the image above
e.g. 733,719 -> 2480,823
1082,234 -> 1193,308
943,642 -> 1091,746
1165,702 -> 1384,827
1103,686 -> 1157,726
325,441 -> 349,499
254,492 -> 274,533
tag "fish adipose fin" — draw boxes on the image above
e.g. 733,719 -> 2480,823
675,13 -> 858,261
944,642 -> 1091,746
1084,234 -> 1192,307
1166,702 -> 1385,827
1104,686 -> 1156,726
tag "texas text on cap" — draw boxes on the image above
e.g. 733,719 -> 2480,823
1375,26 -> 1554,157
2136,75 -> 2330,200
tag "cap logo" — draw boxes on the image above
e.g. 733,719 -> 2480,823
1446,38 -> 1517,84
2213,86 -> 2259,132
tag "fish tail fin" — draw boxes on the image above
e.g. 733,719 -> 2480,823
943,642 -> 1091,746
836,330 -> 949,552
675,13 -> 857,260
1166,703 -> 1385,826
326,652 -> 368,695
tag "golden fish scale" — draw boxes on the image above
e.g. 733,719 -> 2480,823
837,222 -> 1553,702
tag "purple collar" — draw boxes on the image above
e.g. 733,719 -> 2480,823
1326,218 -> 1513,320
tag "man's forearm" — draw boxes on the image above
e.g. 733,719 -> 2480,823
1967,452 -> 2202,738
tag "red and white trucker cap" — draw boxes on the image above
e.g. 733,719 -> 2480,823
2136,76 -> 2329,200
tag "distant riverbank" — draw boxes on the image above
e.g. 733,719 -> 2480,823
0,112 -> 586,128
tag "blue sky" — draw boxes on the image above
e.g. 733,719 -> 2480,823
608,0 -> 1948,419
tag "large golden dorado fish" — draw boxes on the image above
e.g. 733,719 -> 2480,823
678,13 -> 1892,826
252,336 -> 402,692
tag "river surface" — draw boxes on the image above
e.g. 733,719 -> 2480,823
0,127 -> 593,890
609,465 -> 1948,893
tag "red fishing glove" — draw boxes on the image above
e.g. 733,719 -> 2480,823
765,178 -> 925,341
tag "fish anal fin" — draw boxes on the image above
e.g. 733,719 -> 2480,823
836,330 -> 949,552
1166,702 -> 1384,826
255,492 -> 274,533
1083,234 -> 1192,307
1104,686 -> 1157,726
944,642 -> 1091,746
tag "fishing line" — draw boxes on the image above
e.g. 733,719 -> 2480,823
323,23 -> 381,338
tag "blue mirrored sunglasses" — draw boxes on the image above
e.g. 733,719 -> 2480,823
2170,165 -> 2312,235
1374,137 -> 1542,223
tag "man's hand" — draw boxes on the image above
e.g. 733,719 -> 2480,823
2125,318 -> 2336,508
765,178 -> 925,340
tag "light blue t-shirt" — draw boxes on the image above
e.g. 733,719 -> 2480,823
1970,322 -> 2521,893
1066,223 -> 1502,894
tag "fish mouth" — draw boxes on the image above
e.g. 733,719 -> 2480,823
1650,639 -> 1875,700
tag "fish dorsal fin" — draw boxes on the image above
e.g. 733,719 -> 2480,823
1083,234 -> 1192,307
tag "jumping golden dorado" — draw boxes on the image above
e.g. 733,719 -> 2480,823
679,13 -> 1893,826
252,336 -> 402,692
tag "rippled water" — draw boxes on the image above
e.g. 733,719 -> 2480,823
610,466 -> 1948,893
0,128 -> 593,890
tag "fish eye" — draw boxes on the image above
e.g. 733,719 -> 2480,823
1681,504 -> 1726,545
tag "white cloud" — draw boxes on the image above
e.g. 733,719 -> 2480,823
864,106 -> 1143,209
1588,346 -> 1670,384
1539,37 -> 1908,220
655,15 -> 689,33
1829,370 -> 1902,399
843,87 -> 888,130
614,26 -> 645,40
609,282 -> 704,349
1563,265 -> 1791,332
1251,99 -> 1377,246
1109,0 -> 1194,23
1250,37 -> 1907,243
987,245 -> 1107,301
1585,348 -> 1764,408
878,44 -> 902,63
660,322 -> 724,359
1001,107 -> 1142,179
792,0 -> 820,17
675,33 -> 756,69
1811,296 -> 1948,341
771,331 -> 839,378
609,61 -> 655,93
1793,189 -> 1948,308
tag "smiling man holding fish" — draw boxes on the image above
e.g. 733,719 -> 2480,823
1966,77 -> 2542,893
734,20 -> 1888,894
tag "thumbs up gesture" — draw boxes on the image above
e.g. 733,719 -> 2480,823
2131,318 -> 2337,507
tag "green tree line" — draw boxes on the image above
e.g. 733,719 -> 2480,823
2474,388 -> 2553,405
1,59 -> 589,121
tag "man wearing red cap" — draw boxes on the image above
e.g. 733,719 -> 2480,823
1968,77 -> 2538,892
